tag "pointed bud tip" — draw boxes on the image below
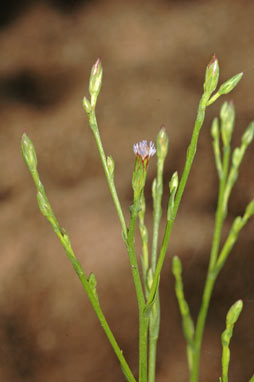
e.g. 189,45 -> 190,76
208,54 -> 218,69
210,53 -> 217,63
92,57 -> 102,74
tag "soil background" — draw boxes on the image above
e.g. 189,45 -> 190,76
0,0 -> 254,381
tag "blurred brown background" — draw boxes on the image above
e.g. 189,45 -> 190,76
0,0 -> 254,381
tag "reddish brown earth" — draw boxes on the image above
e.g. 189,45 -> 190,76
0,0 -> 254,381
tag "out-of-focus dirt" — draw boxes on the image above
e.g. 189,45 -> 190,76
0,0 -> 254,381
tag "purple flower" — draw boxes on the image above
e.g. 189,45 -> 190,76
133,140 -> 156,164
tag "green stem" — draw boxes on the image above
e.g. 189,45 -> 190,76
190,270 -> 217,382
190,144 -> 231,382
57,233 -> 136,382
127,202 -> 148,382
28,166 -> 136,382
148,295 -> 160,382
88,110 -> 128,240
148,152 -> 165,382
151,161 -> 163,271
138,193 -> 150,298
88,109 -> 149,382
172,256 -> 195,374
146,93 -> 209,309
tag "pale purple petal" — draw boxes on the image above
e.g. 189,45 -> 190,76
133,140 -> 156,160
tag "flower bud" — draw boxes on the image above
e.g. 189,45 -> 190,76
167,171 -> 178,221
89,58 -> 103,107
88,272 -> 99,301
83,96 -> 92,114
147,268 -> 153,290
21,133 -> 37,172
106,155 -> 115,177
88,272 -> 97,289
211,118 -> 219,140
37,191 -> 52,218
232,216 -> 242,234
218,72 -> 243,95
152,178 -> 157,200
244,200 -> 254,219
241,121 -> 254,147
226,300 -> 243,326
220,101 -> 235,146
232,147 -> 242,168
156,125 -> 168,159
204,54 -> 219,96
172,255 -> 182,276
170,171 -> 178,194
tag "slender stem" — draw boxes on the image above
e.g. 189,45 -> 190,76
151,158 -> 163,271
148,152 -> 165,382
148,296 -> 160,382
57,233 -> 136,382
190,144 -> 231,382
88,109 -> 149,382
127,201 -> 148,382
209,145 -> 231,268
172,256 -> 195,374
147,94 -> 209,309
138,193 -> 150,298
88,110 -> 128,240
190,271 -> 217,382
28,165 -> 136,382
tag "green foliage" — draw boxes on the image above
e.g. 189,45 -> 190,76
21,55 -> 253,382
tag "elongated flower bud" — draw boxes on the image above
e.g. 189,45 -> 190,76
167,171 -> 178,221
218,72 -> 243,96
220,101 -> 235,147
89,58 -> 103,107
204,54 -> 219,96
37,191 -> 52,218
83,96 -> 92,114
241,121 -> 254,147
226,300 -> 243,326
244,200 -> 254,219
21,133 -> 37,172
156,125 -> 168,160
211,117 -> 219,140
107,155 -> 115,177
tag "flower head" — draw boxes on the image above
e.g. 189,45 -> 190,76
133,140 -> 156,165
132,140 -> 156,200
